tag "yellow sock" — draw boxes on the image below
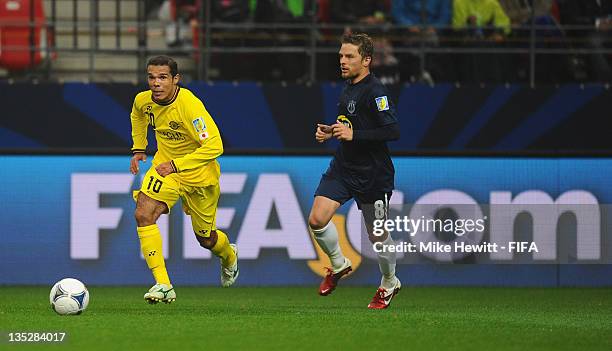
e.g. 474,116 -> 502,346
211,230 -> 237,268
137,224 -> 171,285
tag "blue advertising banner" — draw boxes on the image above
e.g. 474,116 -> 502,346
1,83 -> 611,151
1,155 -> 611,286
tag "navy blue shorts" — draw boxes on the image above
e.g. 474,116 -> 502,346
314,172 -> 392,215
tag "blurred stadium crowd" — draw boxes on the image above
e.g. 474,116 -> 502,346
0,0 -> 611,84
150,0 -> 611,83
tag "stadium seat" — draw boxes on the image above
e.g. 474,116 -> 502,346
0,0 -> 54,71
317,0 -> 330,23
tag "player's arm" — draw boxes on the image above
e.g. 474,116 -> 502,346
159,111 -> 223,176
352,89 -> 400,142
130,99 -> 148,175
353,123 -> 400,141
332,90 -> 400,142
331,122 -> 399,142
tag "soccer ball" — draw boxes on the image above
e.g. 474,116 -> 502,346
49,278 -> 89,315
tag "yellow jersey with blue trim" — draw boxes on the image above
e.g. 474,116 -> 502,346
130,86 -> 223,187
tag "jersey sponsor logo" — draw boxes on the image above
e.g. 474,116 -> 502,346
169,121 -> 181,130
375,96 -> 389,111
337,115 -> 353,129
158,130 -> 186,141
192,117 -> 208,140
347,100 -> 356,114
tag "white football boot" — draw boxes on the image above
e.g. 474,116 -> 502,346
144,283 -> 176,304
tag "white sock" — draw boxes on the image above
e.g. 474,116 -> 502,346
376,234 -> 397,289
309,222 -> 346,271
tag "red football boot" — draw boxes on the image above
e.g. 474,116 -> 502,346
367,278 -> 401,309
318,258 -> 352,296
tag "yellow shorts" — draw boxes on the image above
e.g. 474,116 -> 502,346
133,166 -> 219,238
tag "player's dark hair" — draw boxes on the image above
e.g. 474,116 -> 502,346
341,33 -> 374,60
147,55 -> 179,77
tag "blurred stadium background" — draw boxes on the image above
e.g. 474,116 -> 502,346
0,1 -> 611,349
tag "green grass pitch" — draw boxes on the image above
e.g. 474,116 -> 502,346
1,286 -> 611,350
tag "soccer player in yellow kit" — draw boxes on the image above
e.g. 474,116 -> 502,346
129,56 -> 238,304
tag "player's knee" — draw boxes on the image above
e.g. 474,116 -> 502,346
195,230 -> 218,249
308,213 -> 330,231
134,208 -> 156,226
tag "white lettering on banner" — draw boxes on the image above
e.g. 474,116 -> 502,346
68,172 -> 602,263
237,174 -> 316,259
70,173 -> 133,259
183,173 -> 248,259
490,190 -> 600,260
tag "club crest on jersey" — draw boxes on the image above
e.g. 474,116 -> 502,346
347,100 -> 356,114
375,96 -> 389,111
192,117 -> 208,140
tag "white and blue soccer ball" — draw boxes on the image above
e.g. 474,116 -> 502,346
49,278 -> 89,315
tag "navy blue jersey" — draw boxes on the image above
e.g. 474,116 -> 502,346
328,74 -> 398,193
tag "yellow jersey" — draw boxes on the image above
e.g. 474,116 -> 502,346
130,86 -> 223,187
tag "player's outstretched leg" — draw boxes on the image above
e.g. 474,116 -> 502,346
194,229 -> 238,287
369,234 -> 399,309
309,195 -> 347,295
367,277 -> 401,309
211,230 -> 238,287
144,283 -> 176,304
309,221 -> 352,295
138,223 -> 175,304
319,257 -> 352,296
221,243 -> 239,287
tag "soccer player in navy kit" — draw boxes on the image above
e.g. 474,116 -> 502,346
308,33 -> 401,309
